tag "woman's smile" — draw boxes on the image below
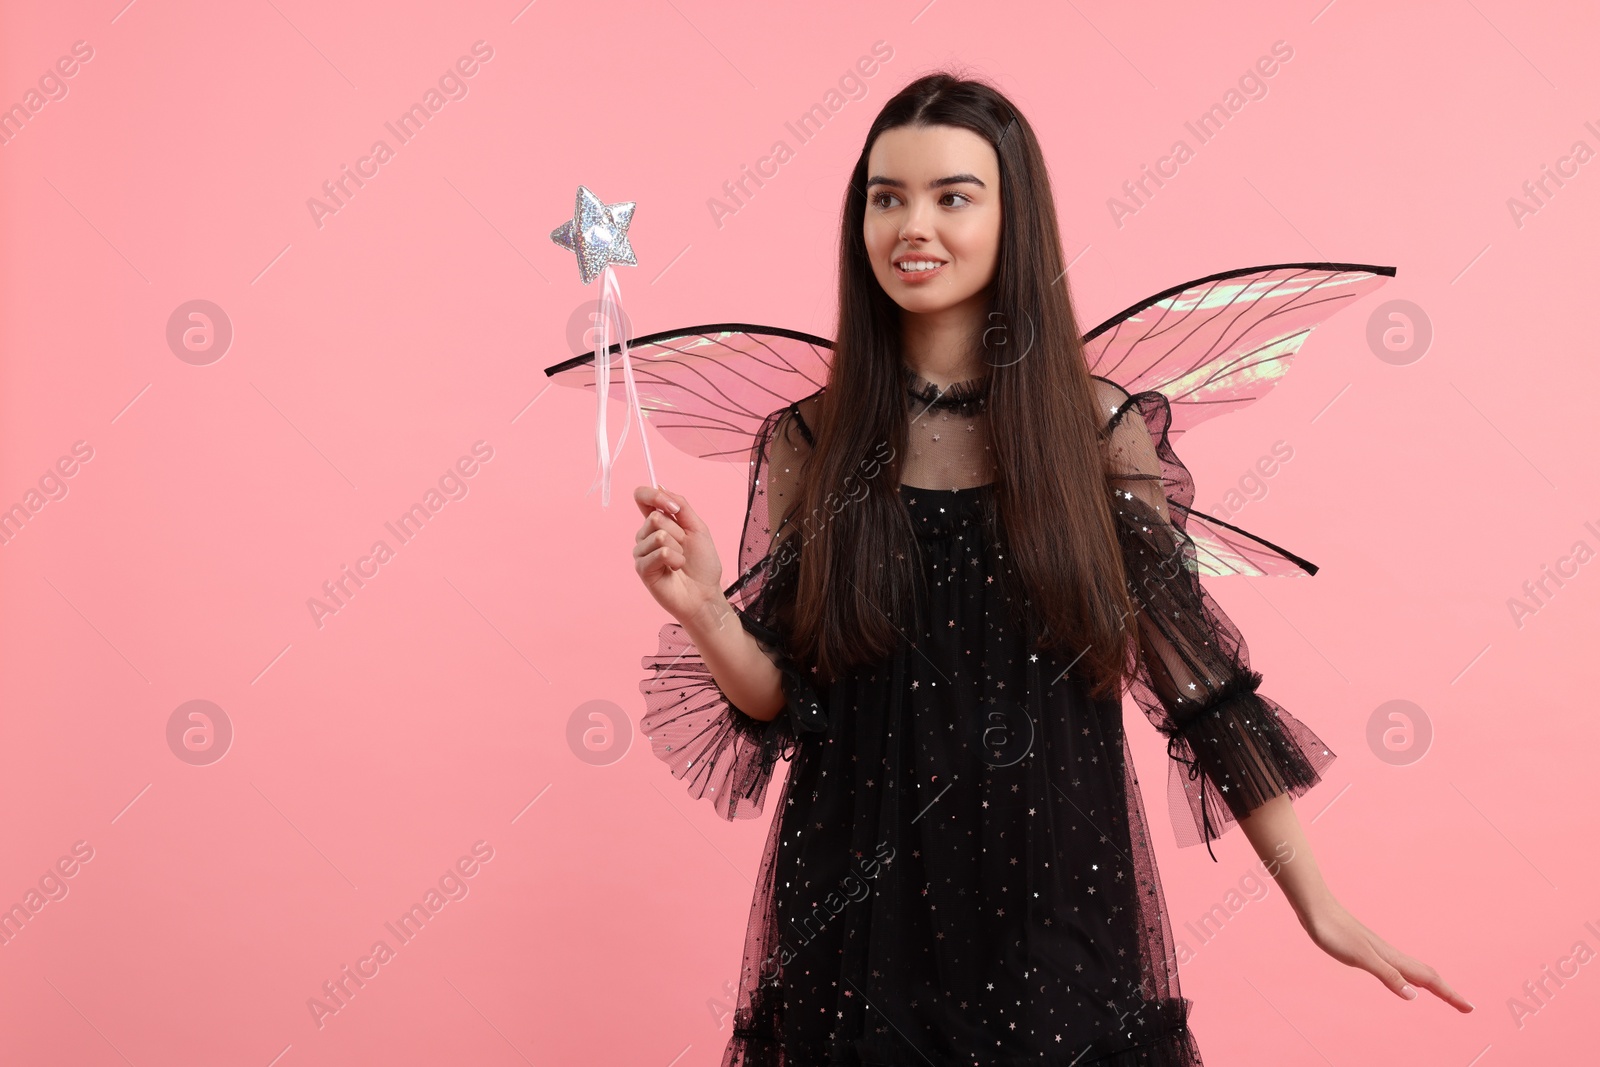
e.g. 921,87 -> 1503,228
892,258 -> 948,283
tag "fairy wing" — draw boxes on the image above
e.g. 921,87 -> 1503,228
542,322 -> 832,463
542,261 -> 1394,575
1083,261 -> 1396,578
1083,261 -> 1395,433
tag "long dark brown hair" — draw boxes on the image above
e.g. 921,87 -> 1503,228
780,71 -> 1139,700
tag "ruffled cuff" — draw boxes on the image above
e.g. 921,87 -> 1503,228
639,606 -> 828,821
1156,670 -> 1337,858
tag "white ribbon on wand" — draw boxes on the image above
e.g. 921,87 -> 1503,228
586,263 -> 658,506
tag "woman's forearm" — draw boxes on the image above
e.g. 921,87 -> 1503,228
680,589 -> 787,722
1237,793 -> 1337,923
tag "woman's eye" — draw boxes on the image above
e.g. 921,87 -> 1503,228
870,191 -> 971,209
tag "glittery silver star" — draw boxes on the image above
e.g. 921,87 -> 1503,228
549,185 -> 637,284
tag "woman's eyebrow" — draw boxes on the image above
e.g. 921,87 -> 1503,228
865,173 -> 987,190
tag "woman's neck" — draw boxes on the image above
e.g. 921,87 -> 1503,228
898,297 -> 991,388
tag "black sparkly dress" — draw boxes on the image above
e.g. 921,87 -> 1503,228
641,366 -> 1338,1066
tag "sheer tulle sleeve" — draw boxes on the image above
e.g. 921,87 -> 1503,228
1100,382 -> 1337,859
638,398 -> 827,820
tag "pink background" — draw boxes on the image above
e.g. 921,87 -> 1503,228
2,0 -> 1595,1063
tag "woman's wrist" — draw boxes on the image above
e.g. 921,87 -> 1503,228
681,587 -> 736,640
1286,880 -> 1341,930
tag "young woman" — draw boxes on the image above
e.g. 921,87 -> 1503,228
632,72 -> 1469,1066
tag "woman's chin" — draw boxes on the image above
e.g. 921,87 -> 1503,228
887,285 -> 986,317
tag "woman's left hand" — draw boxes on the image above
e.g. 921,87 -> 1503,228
1300,897 -> 1473,1012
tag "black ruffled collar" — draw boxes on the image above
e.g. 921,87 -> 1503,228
901,363 -> 991,411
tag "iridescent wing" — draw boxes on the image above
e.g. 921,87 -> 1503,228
1084,261 -> 1397,578
1084,261 -> 1395,434
542,262 -> 1394,577
542,323 -> 832,463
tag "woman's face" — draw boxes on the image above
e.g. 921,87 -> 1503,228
863,123 -> 1002,317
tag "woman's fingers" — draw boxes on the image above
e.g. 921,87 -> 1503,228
632,484 -> 673,518
654,486 -> 702,533
1405,965 -> 1473,1012
1361,930 -> 1474,1012
634,484 -> 688,523
635,507 -> 685,545
1382,945 -> 1474,1012
635,538 -> 684,575
633,528 -> 679,563
1360,945 -> 1413,1000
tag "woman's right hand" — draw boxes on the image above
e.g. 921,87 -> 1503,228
632,485 -> 724,623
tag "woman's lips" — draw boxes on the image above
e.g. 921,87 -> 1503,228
893,260 -> 946,284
